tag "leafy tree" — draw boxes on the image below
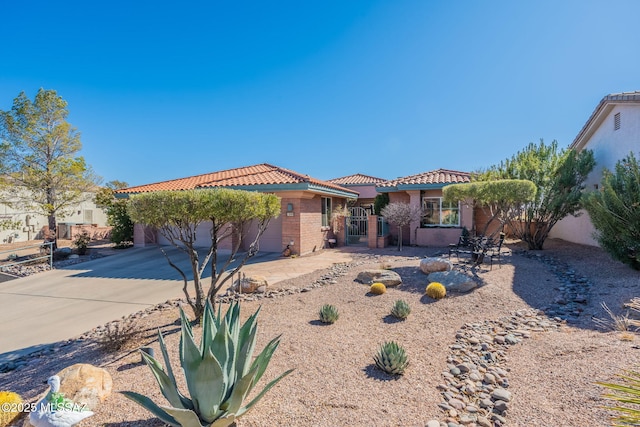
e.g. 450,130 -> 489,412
380,202 -> 422,251
443,179 -> 537,237
583,153 -> 640,270
0,89 -> 101,248
479,139 -> 595,250
127,188 -> 280,319
95,181 -> 134,248
374,193 -> 389,215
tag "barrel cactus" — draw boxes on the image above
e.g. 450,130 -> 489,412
319,304 -> 339,324
390,299 -> 411,319
426,282 -> 446,299
370,282 -> 387,295
374,341 -> 408,375
122,301 -> 293,427
0,391 -> 23,427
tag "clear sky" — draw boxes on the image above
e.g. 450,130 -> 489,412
2,1 -> 640,186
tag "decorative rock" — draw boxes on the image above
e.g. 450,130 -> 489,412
491,388 -> 512,402
427,421 -> 441,427
233,275 -> 268,294
427,271 -> 477,293
56,363 -> 113,410
494,400 -> 509,413
355,269 -> 402,286
420,257 -> 452,274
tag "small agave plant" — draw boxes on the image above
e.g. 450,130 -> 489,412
122,301 -> 293,427
390,300 -> 411,320
319,304 -> 339,324
374,341 -> 408,375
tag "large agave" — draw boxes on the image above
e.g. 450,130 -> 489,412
122,301 -> 293,427
374,341 -> 408,375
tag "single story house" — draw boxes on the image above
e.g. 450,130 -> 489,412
116,163 -> 358,255
327,173 -> 388,213
550,91 -> 640,246
376,169 -> 472,246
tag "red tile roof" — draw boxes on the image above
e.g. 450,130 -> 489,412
116,163 -> 358,196
328,173 -> 388,185
377,169 -> 470,188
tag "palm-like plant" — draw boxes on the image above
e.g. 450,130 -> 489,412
122,301 -> 293,427
597,369 -> 640,426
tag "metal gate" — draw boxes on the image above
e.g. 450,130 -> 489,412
346,207 -> 368,245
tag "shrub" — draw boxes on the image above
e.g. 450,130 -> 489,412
426,282 -> 446,299
96,318 -> 142,352
370,282 -> 386,295
72,230 -> 91,255
374,341 -> 408,375
584,152 -> 640,270
319,304 -> 339,324
122,301 -> 293,427
391,300 -> 411,319
0,391 -> 23,427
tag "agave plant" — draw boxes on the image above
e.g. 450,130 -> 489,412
374,341 -> 408,375
122,301 -> 293,427
390,300 -> 411,319
319,304 -> 339,324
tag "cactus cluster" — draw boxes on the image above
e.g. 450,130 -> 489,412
426,281 -> 446,299
0,391 -> 23,427
374,341 -> 408,375
319,304 -> 339,324
390,299 -> 411,319
370,282 -> 387,295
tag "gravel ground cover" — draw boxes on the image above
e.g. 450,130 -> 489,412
0,239 -> 639,427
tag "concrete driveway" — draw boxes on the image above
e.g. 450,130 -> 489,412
0,246 -> 354,362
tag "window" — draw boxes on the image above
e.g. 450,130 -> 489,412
614,112 -> 621,130
421,197 -> 459,227
321,197 -> 332,227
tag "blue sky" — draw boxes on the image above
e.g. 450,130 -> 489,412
2,1 -> 640,186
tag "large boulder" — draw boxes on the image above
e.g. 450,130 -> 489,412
233,275 -> 268,294
427,271 -> 477,293
56,363 -> 112,410
356,270 -> 402,287
419,257 -> 452,274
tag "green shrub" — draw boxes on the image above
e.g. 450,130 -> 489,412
374,341 -> 408,375
319,304 -> 339,324
597,369 -> 640,426
584,152 -> 640,270
122,301 -> 293,427
391,300 -> 411,319
72,230 -> 91,255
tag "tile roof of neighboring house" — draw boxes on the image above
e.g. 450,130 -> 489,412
327,173 -> 388,185
571,91 -> 640,151
377,169 -> 470,190
115,163 -> 358,197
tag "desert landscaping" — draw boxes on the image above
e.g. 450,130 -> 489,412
1,239 -> 639,427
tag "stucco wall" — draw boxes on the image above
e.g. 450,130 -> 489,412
550,103 -> 640,246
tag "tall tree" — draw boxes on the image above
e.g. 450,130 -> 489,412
0,89 -> 101,246
479,140 -> 595,250
380,202 -> 422,251
583,153 -> 640,270
127,188 -> 280,320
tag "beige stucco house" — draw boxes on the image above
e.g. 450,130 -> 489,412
376,169 -> 472,246
116,163 -> 358,255
551,91 -> 640,246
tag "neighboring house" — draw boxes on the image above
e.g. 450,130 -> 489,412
116,163 -> 358,255
551,91 -> 640,246
0,190 -> 108,243
327,173 -> 388,213
376,169 -> 472,246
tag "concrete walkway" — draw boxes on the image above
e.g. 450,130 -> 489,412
0,246 -> 355,361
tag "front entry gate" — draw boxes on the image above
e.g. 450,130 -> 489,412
346,207 -> 368,245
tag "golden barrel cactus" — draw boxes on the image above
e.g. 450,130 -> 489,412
0,391 -> 23,427
370,282 -> 387,295
426,282 -> 446,299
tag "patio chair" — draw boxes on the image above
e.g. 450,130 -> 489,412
448,228 -> 474,259
484,232 -> 506,270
